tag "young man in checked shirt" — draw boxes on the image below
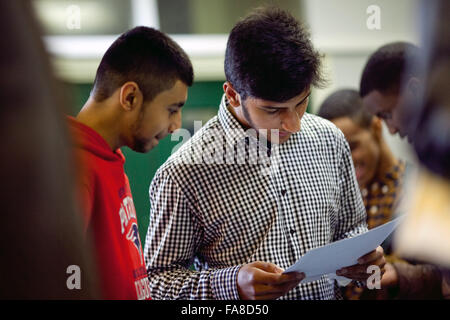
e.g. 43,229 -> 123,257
144,7 -> 385,300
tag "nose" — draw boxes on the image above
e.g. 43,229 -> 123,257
168,112 -> 182,134
281,109 -> 301,133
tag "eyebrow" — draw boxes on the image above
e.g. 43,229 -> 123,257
261,92 -> 311,110
169,101 -> 186,108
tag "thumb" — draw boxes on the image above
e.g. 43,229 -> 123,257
251,261 -> 284,274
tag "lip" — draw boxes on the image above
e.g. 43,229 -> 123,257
278,131 -> 289,137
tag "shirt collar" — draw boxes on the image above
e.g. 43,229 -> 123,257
218,94 -> 248,144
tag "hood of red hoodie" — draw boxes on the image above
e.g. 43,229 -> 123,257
67,116 -> 125,163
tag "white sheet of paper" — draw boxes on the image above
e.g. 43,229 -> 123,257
284,217 -> 403,284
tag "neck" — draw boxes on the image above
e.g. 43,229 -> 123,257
76,97 -> 123,151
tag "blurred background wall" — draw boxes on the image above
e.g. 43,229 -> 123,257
31,0 -> 420,243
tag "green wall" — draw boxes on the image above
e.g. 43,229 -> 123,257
69,81 -> 224,243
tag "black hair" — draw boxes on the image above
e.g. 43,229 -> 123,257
92,26 -> 193,103
360,42 -> 419,97
224,6 -> 325,102
318,89 -> 373,128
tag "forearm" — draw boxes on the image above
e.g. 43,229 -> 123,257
391,262 -> 443,299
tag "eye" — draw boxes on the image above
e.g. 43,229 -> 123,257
168,108 -> 178,115
265,109 -> 279,114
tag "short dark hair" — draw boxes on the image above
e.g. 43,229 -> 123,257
224,6 -> 325,102
92,26 -> 193,103
317,89 -> 373,128
360,42 -> 419,97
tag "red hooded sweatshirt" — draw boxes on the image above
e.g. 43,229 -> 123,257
68,116 -> 151,300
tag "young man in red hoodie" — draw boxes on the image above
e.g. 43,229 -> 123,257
68,26 -> 193,300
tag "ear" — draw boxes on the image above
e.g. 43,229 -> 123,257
370,116 -> 383,142
405,77 -> 421,99
223,81 -> 241,107
119,81 -> 142,111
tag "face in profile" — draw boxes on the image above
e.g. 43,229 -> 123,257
331,117 -> 381,188
363,77 -> 421,141
362,90 -> 408,139
130,80 -> 188,153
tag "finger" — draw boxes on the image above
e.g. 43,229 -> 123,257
339,265 -> 386,281
253,285 -> 286,297
274,278 -> 302,293
251,261 -> 284,274
337,261 -> 386,278
339,252 -> 386,274
274,272 -> 305,284
337,265 -> 366,276
256,277 -> 302,294
251,272 -> 304,296
253,280 -> 300,298
255,269 -> 304,285
357,246 -> 384,264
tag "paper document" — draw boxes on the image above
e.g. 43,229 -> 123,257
284,217 -> 403,283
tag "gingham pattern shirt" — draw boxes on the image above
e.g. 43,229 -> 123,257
144,95 -> 368,300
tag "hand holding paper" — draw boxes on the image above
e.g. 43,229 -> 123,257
284,217 -> 402,284
335,246 -> 385,282
237,261 -> 305,300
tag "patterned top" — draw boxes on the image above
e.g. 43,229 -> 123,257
344,160 -> 405,300
363,161 -> 405,230
144,95 -> 368,300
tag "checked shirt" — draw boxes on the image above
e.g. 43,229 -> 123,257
144,95 -> 368,300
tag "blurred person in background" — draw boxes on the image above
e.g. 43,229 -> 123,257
0,0 -> 98,299
318,89 -> 408,299
68,26 -> 193,299
392,0 -> 450,299
359,1 -> 450,296
360,42 -> 420,141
